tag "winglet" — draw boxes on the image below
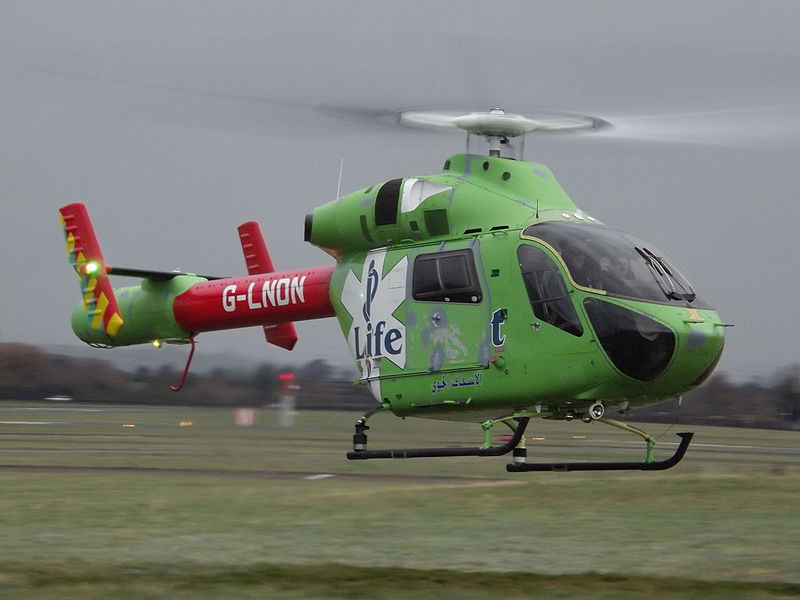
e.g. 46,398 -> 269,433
238,221 -> 299,350
59,203 -> 124,338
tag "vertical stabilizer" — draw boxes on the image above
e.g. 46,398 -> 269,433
59,203 -> 124,340
238,221 -> 299,350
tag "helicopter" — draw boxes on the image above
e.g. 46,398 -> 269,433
58,108 -> 727,472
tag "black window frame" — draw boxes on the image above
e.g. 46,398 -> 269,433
412,248 -> 483,304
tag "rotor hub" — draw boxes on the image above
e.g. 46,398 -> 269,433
396,107 -> 609,159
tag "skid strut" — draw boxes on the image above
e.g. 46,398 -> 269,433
347,416 -> 530,460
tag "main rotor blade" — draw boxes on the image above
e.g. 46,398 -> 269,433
593,104 -> 800,148
22,69 -> 800,149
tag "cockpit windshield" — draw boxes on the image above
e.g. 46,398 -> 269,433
522,222 -> 712,308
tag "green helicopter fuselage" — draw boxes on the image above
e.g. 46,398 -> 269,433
306,153 -> 725,422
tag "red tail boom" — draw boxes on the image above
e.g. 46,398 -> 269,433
172,266 -> 335,334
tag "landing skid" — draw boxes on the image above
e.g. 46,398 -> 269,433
346,409 -> 694,472
346,415 -> 531,460
506,432 -> 693,472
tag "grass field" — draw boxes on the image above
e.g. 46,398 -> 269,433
1,400 -> 799,599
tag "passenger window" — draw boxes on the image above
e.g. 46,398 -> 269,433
517,244 -> 583,336
413,249 -> 482,303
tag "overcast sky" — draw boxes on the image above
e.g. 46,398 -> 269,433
1,1 -> 799,381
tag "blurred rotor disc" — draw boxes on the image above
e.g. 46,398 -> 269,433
396,108 -> 611,137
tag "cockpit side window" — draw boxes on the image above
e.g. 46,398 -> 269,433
412,249 -> 482,304
517,244 -> 583,336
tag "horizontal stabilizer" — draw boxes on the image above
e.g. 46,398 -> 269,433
106,266 -> 225,281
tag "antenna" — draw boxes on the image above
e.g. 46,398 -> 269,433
336,158 -> 344,200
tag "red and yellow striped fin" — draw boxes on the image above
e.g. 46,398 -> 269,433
59,203 -> 124,337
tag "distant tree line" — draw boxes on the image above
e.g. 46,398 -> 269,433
0,343 -> 372,410
0,343 -> 798,429
632,367 -> 800,430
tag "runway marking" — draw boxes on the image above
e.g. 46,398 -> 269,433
573,438 -> 800,453
0,408 -> 105,413
0,464 -> 521,485
692,442 -> 800,452
0,449 -> 217,455
0,421 -> 65,425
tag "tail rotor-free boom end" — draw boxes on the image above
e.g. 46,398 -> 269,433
59,203 -> 124,338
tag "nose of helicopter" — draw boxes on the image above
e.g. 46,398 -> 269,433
667,310 -> 726,388
583,298 -> 725,390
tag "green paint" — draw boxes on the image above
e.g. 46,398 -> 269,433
71,275 -> 201,347
64,147 -> 726,461
311,152 -> 725,427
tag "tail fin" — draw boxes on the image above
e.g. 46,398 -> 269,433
59,203 -> 124,338
238,221 -> 299,351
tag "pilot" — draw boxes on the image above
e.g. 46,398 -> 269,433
564,251 -> 596,288
602,256 -> 633,295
